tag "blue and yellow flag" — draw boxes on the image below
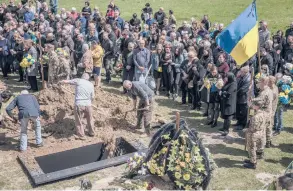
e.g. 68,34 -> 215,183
216,1 -> 258,66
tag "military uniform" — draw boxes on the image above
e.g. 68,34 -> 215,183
246,109 -> 266,164
252,85 -> 273,145
57,55 -> 71,80
270,85 -> 279,130
48,51 -> 60,86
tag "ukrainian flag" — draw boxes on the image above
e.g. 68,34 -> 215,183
216,1 -> 258,66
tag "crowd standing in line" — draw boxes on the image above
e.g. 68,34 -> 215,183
0,0 -> 292,169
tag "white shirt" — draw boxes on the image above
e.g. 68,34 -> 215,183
69,79 -> 94,106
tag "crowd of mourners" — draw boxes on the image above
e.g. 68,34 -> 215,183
0,0 -> 293,168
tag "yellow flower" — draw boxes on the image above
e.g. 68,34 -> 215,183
175,165 -> 181,171
185,153 -> 191,158
184,185 -> 193,190
161,147 -> 168,153
175,172 -> 182,179
279,92 -> 285,96
183,173 -> 190,181
149,165 -> 156,174
180,162 -> 186,168
186,157 -> 191,163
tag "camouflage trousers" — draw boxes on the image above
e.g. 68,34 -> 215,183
137,99 -> 153,135
266,113 -> 273,143
247,131 -> 265,164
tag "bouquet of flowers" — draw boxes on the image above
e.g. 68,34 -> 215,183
125,152 -> 147,178
284,63 -> 293,74
203,78 -> 211,89
40,54 -> 49,65
56,48 -> 68,57
20,54 -> 35,68
215,79 -> 224,89
277,75 -> 293,105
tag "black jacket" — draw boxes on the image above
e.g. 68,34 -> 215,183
261,53 -> 274,75
220,81 -> 237,117
237,73 -> 250,104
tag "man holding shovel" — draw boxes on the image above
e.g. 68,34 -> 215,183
123,80 -> 154,136
59,73 -> 95,140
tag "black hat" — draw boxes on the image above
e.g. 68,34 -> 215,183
145,3 -> 150,7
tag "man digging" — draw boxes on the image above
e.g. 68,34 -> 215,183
123,80 -> 154,136
59,73 -> 95,140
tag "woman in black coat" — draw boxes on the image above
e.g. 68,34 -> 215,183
219,72 -> 237,136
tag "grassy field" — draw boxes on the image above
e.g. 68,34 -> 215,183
58,0 -> 293,33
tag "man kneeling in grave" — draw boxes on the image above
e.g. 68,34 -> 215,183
123,80 -> 154,136
6,90 -> 43,152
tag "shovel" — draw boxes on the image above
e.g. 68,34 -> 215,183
123,107 -> 149,119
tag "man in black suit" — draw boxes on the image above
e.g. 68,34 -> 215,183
234,66 -> 251,130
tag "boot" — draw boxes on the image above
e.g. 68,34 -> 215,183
256,151 -> 264,159
243,159 -> 251,163
243,162 -> 256,169
265,141 -> 271,148
206,121 -> 213,125
211,121 -> 218,128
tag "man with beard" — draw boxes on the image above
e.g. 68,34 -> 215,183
234,66 -> 251,130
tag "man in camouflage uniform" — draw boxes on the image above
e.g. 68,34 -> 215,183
268,76 -> 279,137
243,100 -> 266,169
123,80 -> 154,136
57,48 -> 71,81
252,76 -> 273,148
45,44 -> 60,87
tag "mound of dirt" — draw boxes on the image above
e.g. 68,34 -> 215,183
35,85 -> 137,140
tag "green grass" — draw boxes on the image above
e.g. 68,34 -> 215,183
59,0 -> 293,33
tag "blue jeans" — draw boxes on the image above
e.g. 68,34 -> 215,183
274,106 -> 283,131
20,116 -> 42,151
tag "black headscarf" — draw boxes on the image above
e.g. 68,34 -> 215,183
227,72 -> 236,84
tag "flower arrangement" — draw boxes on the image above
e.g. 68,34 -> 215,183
277,75 -> 293,105
284,63 -> 293,74
215,79 -> 224,89
20,54 -> 35,68
167,131 -> 207,190
56,48 -> 68,57
125,152 -> 147,178
40,54 -> 49,65
125,120 -> 215,190
203,78 -> 211,89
